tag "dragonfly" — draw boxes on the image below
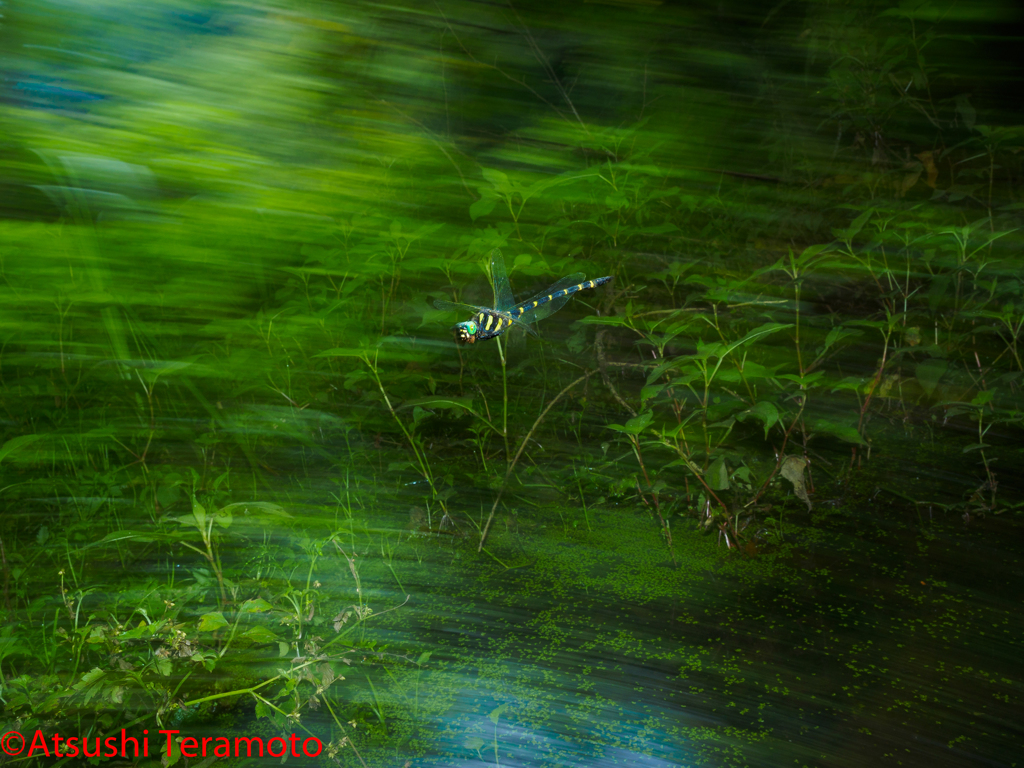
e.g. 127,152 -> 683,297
434,249 -> 612,344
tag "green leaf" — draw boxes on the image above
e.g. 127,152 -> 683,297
489,704 -> 508,725
240,598 -> 276,613
401,395 -> 475,412
119,619 -> 167,640
646,357 -> 700,385
578,314 -> 636,327
73,667 -> 106,691
175,510 -> 204,531
198,612 -> 229,632
734,361 -> 775,381
195,497 -> 209,520
811,419 -> 867,445
181,499 -> 206,530
0,434 -> 43,465
846,208 -> 874,240
163,733 -> 181,767
608,411 -> 654,435
724,323 -> 792,356
623,410 -> 654,435
694,340 -> 724,359
481,168 -> 511,194
242,626 -> 280,643
914,358 -> 947,396
848,319 -> 887,331
797,243 -> 832,265
469,195 -> 497,221
220,502 -> 291,519
314,347 -> 367,358
707,456 -> 730,491
962,443 -> 990,453
971,390 -> 994,407
779,371 -> 825,387
739,401 -> 779,438
824,326 -> 862,351
832,376 -> 867,393
640,384 -> 665,403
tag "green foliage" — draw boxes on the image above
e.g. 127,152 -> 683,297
2,0 -> 1023,763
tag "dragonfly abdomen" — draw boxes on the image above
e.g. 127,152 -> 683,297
511,276 -> 613,318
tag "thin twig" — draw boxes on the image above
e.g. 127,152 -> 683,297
375,96 -> 475,199
851,333 -> 890,468
596,327 -> 636,417
479,372 -> 591,551
435,3 -> 575,128
505,0 -> 590,135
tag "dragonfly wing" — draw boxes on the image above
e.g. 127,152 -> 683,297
433,299 -> 491,314
502,312 -> 539,337
516,273 -> 586,324
488,249 -> 515,312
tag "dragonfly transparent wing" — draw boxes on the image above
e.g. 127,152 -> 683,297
515,272 -> 587,324
488,248 -> 515,312
433,299 -> 490,315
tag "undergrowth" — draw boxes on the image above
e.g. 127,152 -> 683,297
2,0 -> 1023,764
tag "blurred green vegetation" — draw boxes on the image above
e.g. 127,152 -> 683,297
1,0 -> 1023,763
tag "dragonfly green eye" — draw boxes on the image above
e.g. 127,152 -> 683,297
454,320 -> 477,343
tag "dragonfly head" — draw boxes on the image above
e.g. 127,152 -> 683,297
453,320 -> 478,344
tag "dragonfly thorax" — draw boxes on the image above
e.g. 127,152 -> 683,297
453,310 -> 512,343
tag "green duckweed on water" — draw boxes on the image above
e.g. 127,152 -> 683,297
1,0 -> 1022,766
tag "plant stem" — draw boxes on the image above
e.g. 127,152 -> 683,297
479,372 -> 591,551
630,436 -> 676,565
747,394 -> 806,508
852,326 -> 892,468
363,351 -> 445,525
497,336 -> 509,461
